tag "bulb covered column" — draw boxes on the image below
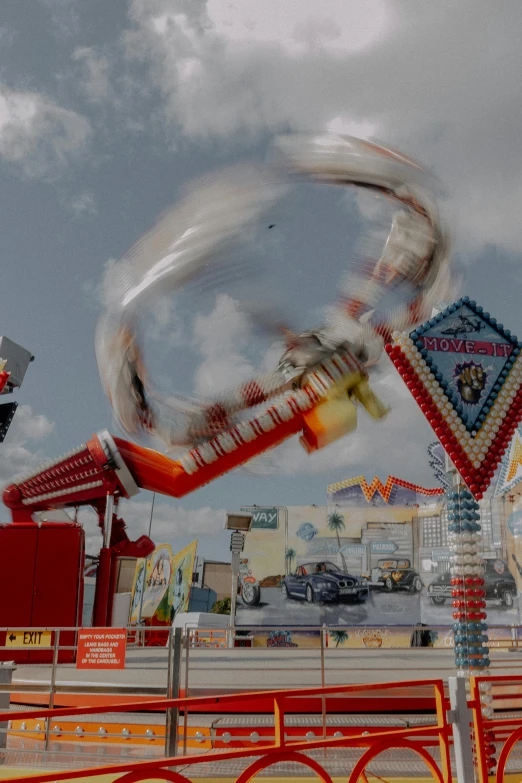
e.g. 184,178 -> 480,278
448,486 -> 490,672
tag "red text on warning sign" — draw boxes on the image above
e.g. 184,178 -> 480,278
76,628 -> 127,670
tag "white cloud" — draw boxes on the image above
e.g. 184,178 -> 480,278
80,498 -> 224,555
41,0 -> 80,39
120,499 -> 224,539
124,0 -> 522,254
204,0 -> 392,58
66,190 -> 98,217
326,116 -> 380,139
193,293 -> 255,396
0,84 -> 90,176
0,404 -> 55,485
85,533 -> 103,555
73,47 -> 112,104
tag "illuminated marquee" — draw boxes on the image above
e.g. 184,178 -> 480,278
386,297 -> 522,499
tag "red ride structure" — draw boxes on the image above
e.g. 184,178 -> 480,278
1,431 -> 155,650
1,341 -> 384,655
0,135 -> 454,659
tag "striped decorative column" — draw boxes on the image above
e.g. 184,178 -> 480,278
448,485 -> 490,672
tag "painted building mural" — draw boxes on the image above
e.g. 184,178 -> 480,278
236,469 -> 522,636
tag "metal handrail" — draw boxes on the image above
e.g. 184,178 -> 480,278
0,677 -> 452,783
0,622 -> 518,635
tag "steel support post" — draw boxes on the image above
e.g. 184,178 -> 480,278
448,676 -> 476,783
229,549 -> 240,648
165,627 -> 182,757
92,494 -> 115,627
44,630 -> 60,751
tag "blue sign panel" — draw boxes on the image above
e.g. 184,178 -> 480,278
412,301 -> 520,432
341,544 -> 367,556
244,507 -> 279,529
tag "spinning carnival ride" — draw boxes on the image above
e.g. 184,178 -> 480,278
1,134 -> 454,631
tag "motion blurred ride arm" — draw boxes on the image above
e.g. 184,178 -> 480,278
3,377 -> 386,524
3,349 -> 389,522
2,421 -> 301,518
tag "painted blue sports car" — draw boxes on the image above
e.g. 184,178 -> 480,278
281,561 -> 369,604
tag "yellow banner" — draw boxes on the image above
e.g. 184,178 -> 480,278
129,540 -> 198,624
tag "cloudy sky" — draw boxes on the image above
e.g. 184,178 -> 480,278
2,0 -> 522,560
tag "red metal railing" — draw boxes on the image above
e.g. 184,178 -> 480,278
470,674 -> 522,783
0,678 -> 453,783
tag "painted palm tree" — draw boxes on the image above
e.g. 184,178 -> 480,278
327,511 -> 348,572
285,547 -> 296,575
330,629 -> 349,647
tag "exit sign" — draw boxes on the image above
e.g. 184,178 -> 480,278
6,630 -> 52,648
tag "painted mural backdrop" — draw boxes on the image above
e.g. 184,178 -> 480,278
140,544 -> 173,619
129,541 -> 197,626
129,559 -> 146,624
236,473 -> 522,636
160,540 -> 198,621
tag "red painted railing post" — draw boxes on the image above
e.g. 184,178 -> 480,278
273,698 -> 284,747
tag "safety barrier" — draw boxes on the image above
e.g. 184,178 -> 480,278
0,678 -> 454,783
2,623 -> 522,713
470,673 -> 522,782
4,668 -> 522,779
187,627 -> 228,648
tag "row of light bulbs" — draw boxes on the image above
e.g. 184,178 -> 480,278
447,488 -> 490,672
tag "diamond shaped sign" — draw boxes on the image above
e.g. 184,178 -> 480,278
494,423 -> 522,497
386,297 -> 522,500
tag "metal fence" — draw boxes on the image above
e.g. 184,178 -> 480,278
7,672 -> 522,782
3,623 -> 522,705
1,623 -> 522,779
470,673 -> 522,782
0,677 -> 454,783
